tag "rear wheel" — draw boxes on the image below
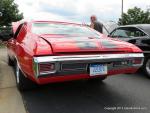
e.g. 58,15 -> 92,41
15,61 -> 37,91
8,55 -> 14,66
143,57 -> 150,78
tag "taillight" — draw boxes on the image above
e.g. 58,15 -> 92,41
132,59 -> 143,65
33,57 -> 57,77
113,61 -> 129,67
39,63 -> 55,72
38,63 -> 56,75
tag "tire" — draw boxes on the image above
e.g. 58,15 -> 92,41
8,55 -> 14,66
143,57 -> 150,78
15,61 -> 37,91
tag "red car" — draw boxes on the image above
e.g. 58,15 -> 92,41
7,20 -> 144,90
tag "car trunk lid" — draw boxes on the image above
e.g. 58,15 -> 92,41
40,35 -> 133,54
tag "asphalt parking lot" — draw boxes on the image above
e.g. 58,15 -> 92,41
0,47 -> 150,113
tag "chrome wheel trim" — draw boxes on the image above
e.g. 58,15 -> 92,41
16,63 -> 20,84
146,59 -> 150,76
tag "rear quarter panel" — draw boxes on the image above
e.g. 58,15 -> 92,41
8,22 -> 36,81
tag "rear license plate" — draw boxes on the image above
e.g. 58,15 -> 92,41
90,64 -> 107,76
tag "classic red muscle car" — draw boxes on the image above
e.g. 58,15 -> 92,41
7,20 -> 144,90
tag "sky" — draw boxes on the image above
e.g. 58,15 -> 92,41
14,0 -> 150,24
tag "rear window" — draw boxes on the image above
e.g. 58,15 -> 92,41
32,23 -> 100,37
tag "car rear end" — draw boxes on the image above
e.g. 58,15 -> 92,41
32,52 -> 143,84
28,21 -> 144,84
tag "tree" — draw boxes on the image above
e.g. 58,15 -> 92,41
0,0 -> 23,26
118,7 -> 150,25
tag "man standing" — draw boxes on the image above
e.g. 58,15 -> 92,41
90,15 -> 103,33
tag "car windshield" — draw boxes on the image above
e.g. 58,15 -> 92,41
32,23 -> 100,37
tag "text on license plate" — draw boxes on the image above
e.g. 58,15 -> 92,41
90,64 -> 107,76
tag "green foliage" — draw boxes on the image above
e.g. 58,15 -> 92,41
118,7 -> 150,25
0,0 -> 23,26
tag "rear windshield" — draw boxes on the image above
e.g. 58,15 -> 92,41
32,23 -> 100,37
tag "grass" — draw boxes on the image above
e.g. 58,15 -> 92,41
0,45 -> 6,48
0,41 -> 6,48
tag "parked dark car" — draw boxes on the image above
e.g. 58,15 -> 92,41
109,24 -> 150,77
0,26 -> 12,41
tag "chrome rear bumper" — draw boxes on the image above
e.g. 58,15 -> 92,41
34,53 -> 144,62
33,53 -> 144,77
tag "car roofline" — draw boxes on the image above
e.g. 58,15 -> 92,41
12,19 -> 82,26
31,20 -> 81,25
